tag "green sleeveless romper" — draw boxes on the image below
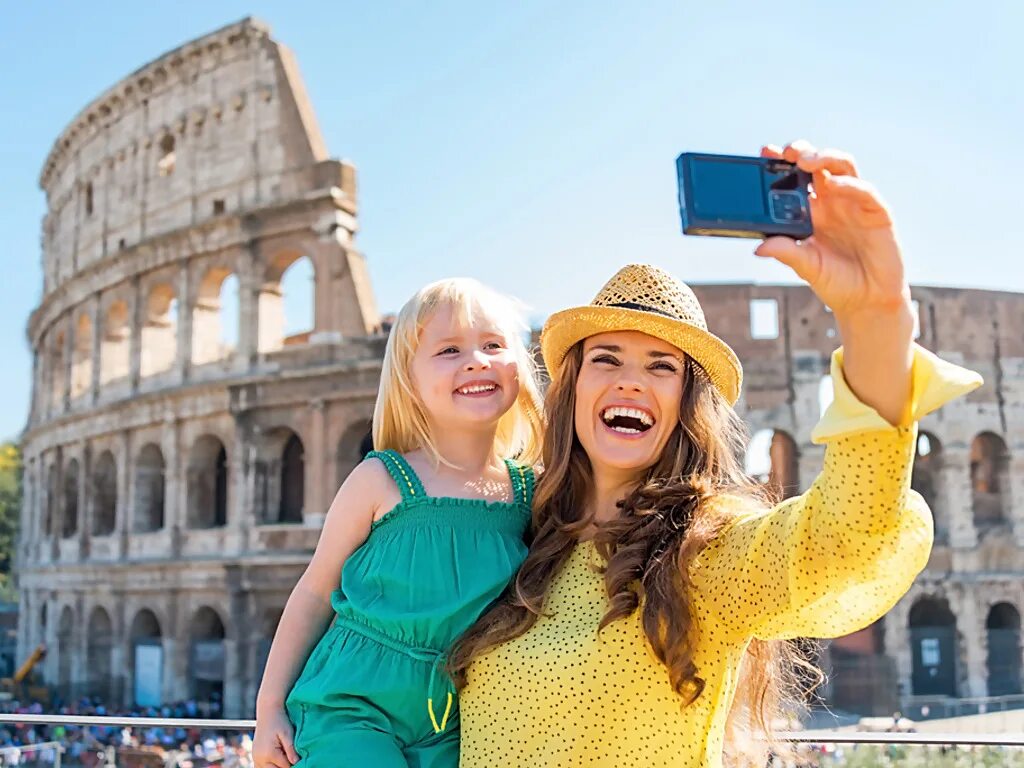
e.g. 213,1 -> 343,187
285,449 -> 534,768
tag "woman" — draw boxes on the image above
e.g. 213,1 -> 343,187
448,141 -> 982,767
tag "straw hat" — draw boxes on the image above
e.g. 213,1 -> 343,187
540,264 -> 743,404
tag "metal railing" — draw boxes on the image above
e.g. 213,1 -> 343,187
0,715 -> 1021,766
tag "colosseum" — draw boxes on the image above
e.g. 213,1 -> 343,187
15,18 -> 1024,720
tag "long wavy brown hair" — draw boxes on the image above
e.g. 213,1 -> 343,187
449,341 -> 822,764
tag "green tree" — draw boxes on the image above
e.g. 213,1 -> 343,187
0,443 -> 21,602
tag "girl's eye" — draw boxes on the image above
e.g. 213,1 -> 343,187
437,346 -> 459,355
650,361 -> 678,373
591,354 -> 620,366
484,341 -> 505,351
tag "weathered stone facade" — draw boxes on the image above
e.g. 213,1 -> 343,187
690,283 -> 1024,715
15,18 -> 1022,721
16,18 -> 383,717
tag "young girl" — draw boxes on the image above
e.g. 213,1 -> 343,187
252,278 -> 544,768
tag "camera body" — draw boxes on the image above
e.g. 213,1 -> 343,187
676,152 -> 813,239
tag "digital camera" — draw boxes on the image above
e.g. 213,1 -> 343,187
676,152 -> 813,239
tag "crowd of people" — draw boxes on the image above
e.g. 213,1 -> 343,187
0,697 -> 254,767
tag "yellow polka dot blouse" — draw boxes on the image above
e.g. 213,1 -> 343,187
459,345 -> 981,767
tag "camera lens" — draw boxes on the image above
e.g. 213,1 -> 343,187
769,190 -> 807,222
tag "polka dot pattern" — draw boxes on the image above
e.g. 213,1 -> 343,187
459,348 -> 980,767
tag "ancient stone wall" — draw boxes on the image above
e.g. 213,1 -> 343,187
17,18 -> 381,718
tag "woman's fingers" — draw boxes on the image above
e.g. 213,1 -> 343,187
800,148 -> 859,178
754,236 -> 823,286
766,140 -> 859,178
818,172 -> 893,225
781,139 -> 815,165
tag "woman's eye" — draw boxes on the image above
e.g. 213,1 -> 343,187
591,354 -> 620,366
650,361 -> 678,373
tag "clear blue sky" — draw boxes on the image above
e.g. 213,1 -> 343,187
2,1 -> 1021,441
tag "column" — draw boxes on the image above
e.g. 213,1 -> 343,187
128,276 -> 142,392
168,419 -> 185,557
305,399 -> 326,526
117,431 -> 131,559
29,353 -> 41,426
72,595 -> 86,698
61,317 -> 73,412
79,443 -> 92,558
90,293 -> 102,404
230,421 -> 250,551
175,261 -> 193,383
953,586 -> 987,698
1008,456 -> 1024,547
112,596 -> 127,706
165,592 -> 187,703
237,245 -> 260,367
224,584 -> 247,719
886,605 -> 913,705
942,447 -> 977,549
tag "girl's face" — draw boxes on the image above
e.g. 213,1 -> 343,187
574,330 -> 686,480
411,304 -> 521,433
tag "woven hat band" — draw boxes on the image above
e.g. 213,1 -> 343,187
604,301 -> 676,319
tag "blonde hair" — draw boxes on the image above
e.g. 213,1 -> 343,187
372,278 -> 545,467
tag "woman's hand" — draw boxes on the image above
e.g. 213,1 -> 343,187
754,140 -> 910,319
755,140 -> 915,426
253,707 -> 300,768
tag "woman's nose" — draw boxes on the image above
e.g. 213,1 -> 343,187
615,372 -> 644,393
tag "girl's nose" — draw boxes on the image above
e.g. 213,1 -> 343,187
464,350 -> 492,370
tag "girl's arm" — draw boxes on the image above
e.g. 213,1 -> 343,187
255,458 -> 390,716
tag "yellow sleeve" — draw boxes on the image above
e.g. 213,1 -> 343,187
690,344 -> 982,643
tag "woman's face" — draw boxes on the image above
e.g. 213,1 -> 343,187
574,330 -> 686,479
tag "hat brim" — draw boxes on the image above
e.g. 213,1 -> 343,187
540,305 -> 742,405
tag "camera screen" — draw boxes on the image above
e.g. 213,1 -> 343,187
690,159 -> 767,220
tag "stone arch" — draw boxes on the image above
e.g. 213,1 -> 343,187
745,428 -> 799,499
157,133 -> 176,176
70,313 -> 93,398
986,602 -> 1022,696
336,420 -> 373,488
49,330 -> 66,411
911,431 -> 947,543
85,607 -> 113,700
187,435 -> 228,529
45,464 -> 58,537
255,428 -> 305,524
134,443 -> 165,532
100,299 -> 130,385
140,283 -> 178,377
970,432 -> 1010,529
192,266 -> 239,365
56,605 -> 74,697
908,596 -> 958,697
62,458 -> 79,539
280,432 -> 305,523
258,252 -> 315,353
129,608 -> 163,708
189,606 -> 226,703
91,450 -> 117,536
